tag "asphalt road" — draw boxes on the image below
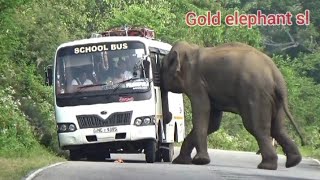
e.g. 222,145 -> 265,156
26,148 -> 320,180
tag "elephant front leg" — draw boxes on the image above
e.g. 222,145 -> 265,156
172,108 -> 222,165
172,93 -> 211,165
172,129 -> 194,164
192,107 -> 222,165
190,94 -> 211,165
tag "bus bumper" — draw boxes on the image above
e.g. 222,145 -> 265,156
58,125 -> 156,149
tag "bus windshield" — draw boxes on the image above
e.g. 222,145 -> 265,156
55,41 -> 149,96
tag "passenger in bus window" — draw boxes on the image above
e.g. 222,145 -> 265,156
71,71 -> 93,85
101,59 -> 117,84
112,70 -> 124,84
109,59 -> 133,84
118,59 -> 133,80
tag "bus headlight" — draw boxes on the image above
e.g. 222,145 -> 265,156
59,124 -> 67,132
57,123 -> 77,133
134,116 -> 155,126
143,117 -> 151,125
68,124 -> 76,131
134,118 -> 143,126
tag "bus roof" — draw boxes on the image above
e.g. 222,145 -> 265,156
56,36 -> 172,52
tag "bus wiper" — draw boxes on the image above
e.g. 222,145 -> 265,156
69,83 -> 109,97
77,83 -> 108,90
112,77 -> 140,93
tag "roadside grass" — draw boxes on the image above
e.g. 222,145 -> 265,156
300,146 -> 320,160
0,145 -> 65,180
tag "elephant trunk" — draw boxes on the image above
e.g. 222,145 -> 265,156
161,89 -> 172,124
160,65 -> 172,125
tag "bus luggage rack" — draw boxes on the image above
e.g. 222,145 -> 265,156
76,111 -> 133,129
92,25 -> 155,39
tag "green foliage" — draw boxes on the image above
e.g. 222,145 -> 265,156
239,0 -> 320,57
294,51 -> 320,83
105,1 -> 176,42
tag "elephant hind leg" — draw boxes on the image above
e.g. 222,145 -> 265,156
271,107 -> 302,168
241,99 -> 278,170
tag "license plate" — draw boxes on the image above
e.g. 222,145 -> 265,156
93,127 -> 118,133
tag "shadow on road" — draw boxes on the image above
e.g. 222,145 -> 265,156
104,158 -> 146,163
68,158 -> 147,163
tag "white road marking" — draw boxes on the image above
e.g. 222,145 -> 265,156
24,162 -> 65,180
312,158 -> 320,165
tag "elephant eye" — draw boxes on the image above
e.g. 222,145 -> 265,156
168,58 -> 175,67
168,51 -> 178,67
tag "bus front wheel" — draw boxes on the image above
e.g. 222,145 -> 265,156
145,140 -> 157,163
69,149 -> 83,161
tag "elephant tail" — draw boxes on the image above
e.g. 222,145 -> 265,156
275,86 -> 306,146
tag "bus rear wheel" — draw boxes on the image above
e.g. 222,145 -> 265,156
162,143 -> 174,162
155,148 -> 162,162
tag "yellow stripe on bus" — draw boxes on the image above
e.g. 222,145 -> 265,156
156,115 -> 183,120
174,116 -> 184,120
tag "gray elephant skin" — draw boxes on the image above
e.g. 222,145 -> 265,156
160,41 -> 305,170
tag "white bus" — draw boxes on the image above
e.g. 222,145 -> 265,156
45,27 -> 185,163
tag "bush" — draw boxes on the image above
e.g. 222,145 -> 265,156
0,86 -> 37,157
0,60 -> 59,157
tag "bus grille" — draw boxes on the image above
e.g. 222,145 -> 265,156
76,111 -> 132,129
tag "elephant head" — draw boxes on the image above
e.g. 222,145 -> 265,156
159,42 -> 185,125
160,41 -> 198,124
160,41 -> 190,94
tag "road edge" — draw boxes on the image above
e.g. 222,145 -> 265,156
23,162 -> 66,180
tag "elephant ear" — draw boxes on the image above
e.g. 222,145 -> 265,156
168,50 -> 181,73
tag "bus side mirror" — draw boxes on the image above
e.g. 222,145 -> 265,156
45,65 -> 53,86
143,59 -> 150,79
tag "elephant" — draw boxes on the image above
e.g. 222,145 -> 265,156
160,41 -> 305,170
